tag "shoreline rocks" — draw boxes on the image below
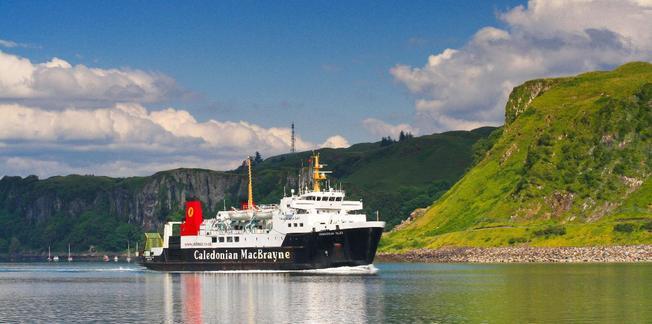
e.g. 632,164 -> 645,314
377,245 -> 652,263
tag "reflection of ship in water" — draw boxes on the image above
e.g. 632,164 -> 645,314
182,275 -> 202,324
142,154 -> 384,271
156,272 -> 381,323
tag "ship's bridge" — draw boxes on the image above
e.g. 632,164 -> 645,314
286,189 -> 363,212
300,189 -> 345,201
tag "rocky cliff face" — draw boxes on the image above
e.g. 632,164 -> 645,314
0,169 -> 248,231
504,78 -> 564,125
128,169 -> 247,230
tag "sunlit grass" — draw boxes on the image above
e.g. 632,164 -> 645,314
381,62 -> 652,252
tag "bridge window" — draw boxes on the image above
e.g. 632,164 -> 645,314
235,237 -> 240,242
219,237 -> 225,243
288,223 -> 292,228
300,223 -> 304,227
227,237 -> 233,242
212,237 -> 217,243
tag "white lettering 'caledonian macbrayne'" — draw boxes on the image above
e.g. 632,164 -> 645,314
193,249 -> 292,262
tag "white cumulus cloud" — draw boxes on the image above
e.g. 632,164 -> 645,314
0,103 -> 320,151
0,103 -> 344,177
389,0 -> 652,133
0,51 -> 181,103
320,135 -> 350,149
362,118 -> 419,139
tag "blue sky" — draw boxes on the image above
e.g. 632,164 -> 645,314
0,0 -> 522,141
1,0 -> 650,177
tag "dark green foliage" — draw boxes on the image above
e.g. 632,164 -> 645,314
508,237 -> 528,245
399,131 -> 414,142
613,223 -> 635,233
253,152 -> 263,165
642,221 -> 652,231
380,136 -> 396,146
0,208 -> 143,253
533,225 -> 566,237
347,180 -> 452,229
471,127 -> 504,165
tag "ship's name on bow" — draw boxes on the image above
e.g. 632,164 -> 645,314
193,249 -> 291,262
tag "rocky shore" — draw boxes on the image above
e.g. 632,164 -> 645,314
377,245 -> 652,263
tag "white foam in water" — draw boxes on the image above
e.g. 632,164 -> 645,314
171,264 -> 379,275
1,263 -> 378,275
301,264 -> 378,275
0,264 -> 146,273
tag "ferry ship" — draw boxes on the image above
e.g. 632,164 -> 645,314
140,154 -> 385,271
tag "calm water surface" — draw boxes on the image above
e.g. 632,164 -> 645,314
0,262 -> 650,323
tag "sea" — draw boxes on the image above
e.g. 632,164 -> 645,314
0,262 -> 650,323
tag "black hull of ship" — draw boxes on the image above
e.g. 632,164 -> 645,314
140,227 -> 383,271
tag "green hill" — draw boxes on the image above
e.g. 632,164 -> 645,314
381,62 -> 652,252
250,126 -> 497,229
0,127 -> 494,254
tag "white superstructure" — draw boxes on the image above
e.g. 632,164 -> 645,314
149,153 -> 384,255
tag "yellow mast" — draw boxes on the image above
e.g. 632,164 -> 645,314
247,157 -> 254,209
312,153 -> 327,192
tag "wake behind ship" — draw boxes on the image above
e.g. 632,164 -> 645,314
140,154 -> 385,271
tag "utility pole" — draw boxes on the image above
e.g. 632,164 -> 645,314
291,121 -> 296,153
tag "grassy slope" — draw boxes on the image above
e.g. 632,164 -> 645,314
252,127 -> 495,229
0,128 -> 493,252
381,62 -> 652,252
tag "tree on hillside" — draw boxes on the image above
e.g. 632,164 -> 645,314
253,152 -> 263,165
380,136 -> 396,147
399,131 -> 414,141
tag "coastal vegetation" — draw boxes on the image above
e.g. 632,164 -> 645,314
380,62 -> 652,252
2,62 -> 650,255
0,127 -> 492,254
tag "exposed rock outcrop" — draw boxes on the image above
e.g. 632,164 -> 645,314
0,169 -> 249,231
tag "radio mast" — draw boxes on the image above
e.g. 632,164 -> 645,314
291,122 -> 296,153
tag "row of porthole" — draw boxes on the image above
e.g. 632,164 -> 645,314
304,196 -> 343,201
211,236 -> 239,243
210,236 -> 282,243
